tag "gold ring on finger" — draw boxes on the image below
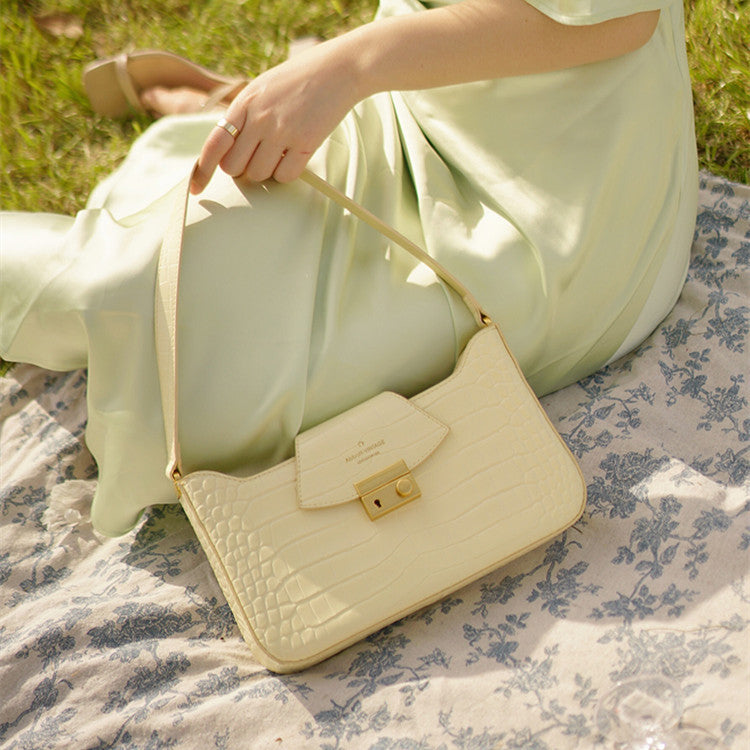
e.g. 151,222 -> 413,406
215,117 -> 240,139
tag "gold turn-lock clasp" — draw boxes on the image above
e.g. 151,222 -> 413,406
355,459 -> 421,521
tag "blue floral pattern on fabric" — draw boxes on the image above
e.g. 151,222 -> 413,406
1,173 -> 748,749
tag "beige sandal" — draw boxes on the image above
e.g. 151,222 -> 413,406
82,50 -> 246,118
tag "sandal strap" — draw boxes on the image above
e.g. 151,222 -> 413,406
114,53 -> 147,114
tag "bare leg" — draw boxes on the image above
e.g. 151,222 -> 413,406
139,86 -> 221,116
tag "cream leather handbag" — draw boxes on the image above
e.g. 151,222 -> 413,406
155,165 -> 586,673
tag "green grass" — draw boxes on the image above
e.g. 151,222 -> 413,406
0,0 -> 377,214
685,0 -> 749,183
0,0 -> 748,215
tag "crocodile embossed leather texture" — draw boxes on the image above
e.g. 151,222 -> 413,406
177,325 -> 586,673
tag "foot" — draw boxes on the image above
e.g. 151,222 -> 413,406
139,85 -> 220,117
137,39 -> 321,118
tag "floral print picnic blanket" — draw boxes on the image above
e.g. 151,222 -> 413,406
1,173 -> 748,749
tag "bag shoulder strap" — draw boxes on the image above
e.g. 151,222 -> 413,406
299,170 -> 490,328
155,164 -> 492,483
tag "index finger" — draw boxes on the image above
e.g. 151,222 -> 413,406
190,118 -> 241,194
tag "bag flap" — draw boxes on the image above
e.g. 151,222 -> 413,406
295,391 -> 448,509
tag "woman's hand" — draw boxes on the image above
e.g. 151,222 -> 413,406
190,0 -> 660,194
190,42 -> 361,193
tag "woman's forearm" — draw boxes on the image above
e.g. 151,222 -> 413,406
192,0 -> 659,189
335,0 -> 659,99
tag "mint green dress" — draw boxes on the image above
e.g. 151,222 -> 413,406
0,0 -> 697,535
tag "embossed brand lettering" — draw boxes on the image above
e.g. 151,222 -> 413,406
344,440 -> 386,464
